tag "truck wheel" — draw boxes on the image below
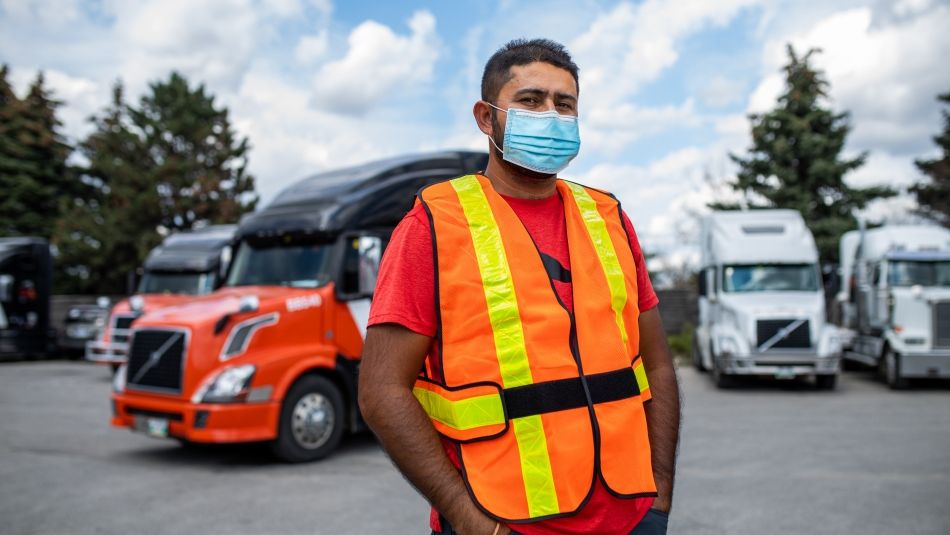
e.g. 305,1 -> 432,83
271,375 -> 345,462
692,338 -> 707,372
815,374 -> 837,390
711,357 -> 733,389
883,349 -> 908,390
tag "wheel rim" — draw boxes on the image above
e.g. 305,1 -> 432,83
291,393 -> 335,450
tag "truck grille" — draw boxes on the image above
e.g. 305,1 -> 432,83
934,302 -> 950,348
757,319 -> 811,349
112,314 -> 137,343
126,329 -> 187,393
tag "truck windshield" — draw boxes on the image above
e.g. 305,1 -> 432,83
226,241 -> 331,288
138,272 -> 213,295
722,264 -> 819,292
889,261 -> 950,287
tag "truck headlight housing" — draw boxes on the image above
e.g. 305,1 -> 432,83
718,336 -> 739,356
192,365 -> 256,404
112,364 -> 127,393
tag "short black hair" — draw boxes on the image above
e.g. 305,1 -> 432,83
481,38 -> 579,103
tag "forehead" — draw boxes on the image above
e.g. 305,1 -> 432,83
498,62 -> 578,98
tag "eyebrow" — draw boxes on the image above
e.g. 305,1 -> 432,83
513,87 -> 578,102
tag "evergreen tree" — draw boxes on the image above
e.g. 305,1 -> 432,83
56,73 -> 258,294
911,92 -> 950,226
0,66 -> 73,238
717,46 -> 893,262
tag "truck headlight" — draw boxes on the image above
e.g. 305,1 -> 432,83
718,336 -> 739,356
192,365 -> 256,404
113,364 -> 127,393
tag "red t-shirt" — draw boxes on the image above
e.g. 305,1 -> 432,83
368,186 -> 658,535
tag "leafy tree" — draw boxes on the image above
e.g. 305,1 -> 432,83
911,92 -> 950,226
0,66 -> 74,239
715,46 -> 893,262
56,73 -> 258,294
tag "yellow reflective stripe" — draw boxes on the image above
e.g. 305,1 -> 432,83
566,182 -> 629,346
412,387 -> 505,431
451,175 -> 558,518
451,176 -> 533,388
513,415 -> 560,517
634,361 -> 650,394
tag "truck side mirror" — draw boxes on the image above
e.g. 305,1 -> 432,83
356,236 -> 382,295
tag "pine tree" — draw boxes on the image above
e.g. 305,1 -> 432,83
0,66 -> 73,238
56,73 -> 258,294
718,46 -> 893,262
911,92 -> 950,226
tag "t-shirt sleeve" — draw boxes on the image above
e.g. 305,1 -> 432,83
620,211 -> 659,312
367,204 -> 438,337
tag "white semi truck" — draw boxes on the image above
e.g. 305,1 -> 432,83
835,225 -> 950,388
693,210 -> 840,389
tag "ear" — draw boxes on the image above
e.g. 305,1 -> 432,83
473,101 -> 494,137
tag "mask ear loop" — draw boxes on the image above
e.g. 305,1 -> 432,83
484,101 -> 507,155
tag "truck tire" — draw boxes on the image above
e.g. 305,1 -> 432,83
883,348 -> 908,390
692,338 -> 707,372
711,357 -> 733,389
815,374 -> 837,390
271,375 -> 345,462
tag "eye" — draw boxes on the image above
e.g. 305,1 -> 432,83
519,97 -> 539,105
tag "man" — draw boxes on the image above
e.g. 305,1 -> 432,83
359,39 -> 680,535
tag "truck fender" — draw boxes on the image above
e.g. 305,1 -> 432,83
270,354 -> 361,432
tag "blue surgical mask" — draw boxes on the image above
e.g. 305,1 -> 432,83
486,102 -> 580,175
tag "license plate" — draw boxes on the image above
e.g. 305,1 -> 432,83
774,367 -> 795,380
135,417 -> 169,438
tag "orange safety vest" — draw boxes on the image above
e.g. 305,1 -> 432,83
412,174 -> 656,523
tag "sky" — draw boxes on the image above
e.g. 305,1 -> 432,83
2,0 -> 949,274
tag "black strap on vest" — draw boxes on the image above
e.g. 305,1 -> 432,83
502,367 -> 640,420
539,252 -> 572,283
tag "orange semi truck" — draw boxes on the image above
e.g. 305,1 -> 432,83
87,225 -> 236,370
111,151 -> 488,461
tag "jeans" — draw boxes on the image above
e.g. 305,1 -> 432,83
431,509 -> 668,535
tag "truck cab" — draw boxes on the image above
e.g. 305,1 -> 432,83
693,210 -> 840,388
86,225 -> 235,368
0,237 -> 54,359
110,151 -> 488,461
835,225 -> 950,388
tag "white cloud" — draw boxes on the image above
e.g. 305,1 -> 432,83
571,0 -> 761,103
295,31 -> 329,64
582,99 -> 701,156
111,0 -> 261,94
0,0 -> 82,27
750,4 -> 950,155
700,75 -> 747,108
310,10 -> 440,115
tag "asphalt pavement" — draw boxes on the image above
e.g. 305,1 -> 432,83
1,360 -> 948,535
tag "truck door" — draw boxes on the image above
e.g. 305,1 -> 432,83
867,262 -> 887,329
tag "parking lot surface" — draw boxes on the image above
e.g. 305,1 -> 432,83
1,360 -> 949,534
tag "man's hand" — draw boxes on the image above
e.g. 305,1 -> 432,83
638,308 -> 681,513
359,324 -> 501,534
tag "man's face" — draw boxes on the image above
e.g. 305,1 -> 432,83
489,62 -> 579,155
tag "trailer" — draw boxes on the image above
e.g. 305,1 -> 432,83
834,225 -> 950,388
693,210 -> 840,388
110,151 -> 488,461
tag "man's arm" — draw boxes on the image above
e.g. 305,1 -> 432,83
638,307 -> 681,513
359,324 -> 506,535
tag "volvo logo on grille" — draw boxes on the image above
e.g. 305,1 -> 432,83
131,331 -> 183,384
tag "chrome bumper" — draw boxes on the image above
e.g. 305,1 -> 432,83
85,340 -> 129,364
718,352 -> 839,376
901,352 -> 950,378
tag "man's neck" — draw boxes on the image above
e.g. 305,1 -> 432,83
483,155 -> 557,200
